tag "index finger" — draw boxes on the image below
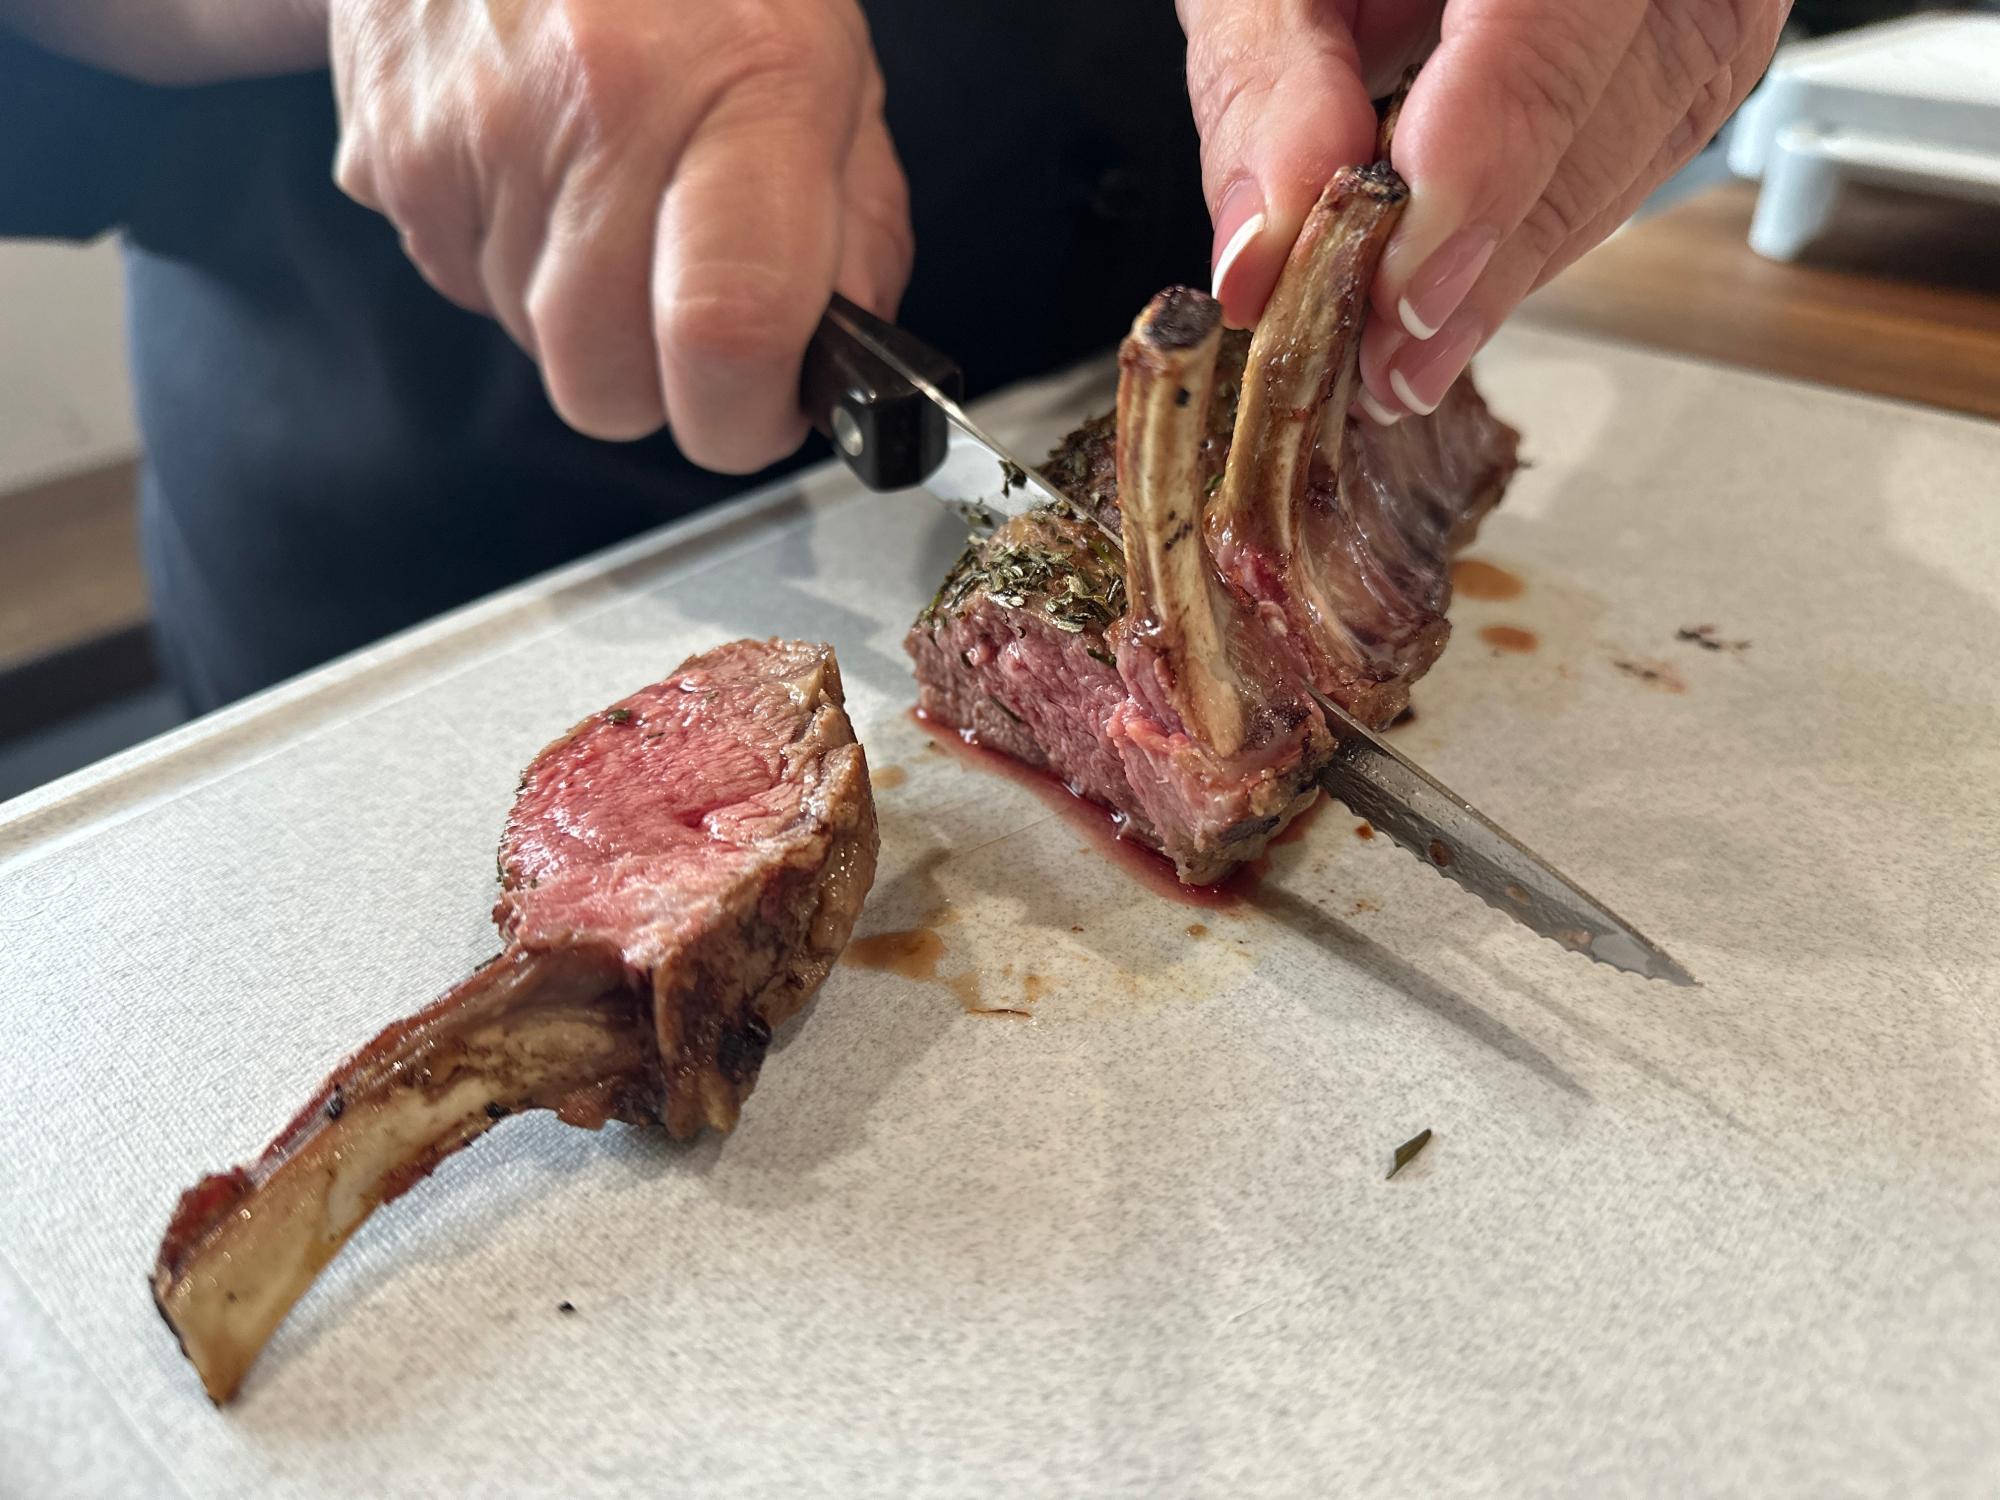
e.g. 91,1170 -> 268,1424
653,61 -> 863,475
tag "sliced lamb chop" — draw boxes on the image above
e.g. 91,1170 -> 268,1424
153,639 -> 878,1403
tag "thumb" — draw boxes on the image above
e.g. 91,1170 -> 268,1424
1371,0 -> 1647,340
1180,0 -> 1378,328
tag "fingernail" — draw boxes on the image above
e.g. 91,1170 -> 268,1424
1356,387 -> 1403,427
1396,224 -> 1498,341
1387,308 -> 1483,417
1210,181 -> 1266,306
1358,317 -> 1407,417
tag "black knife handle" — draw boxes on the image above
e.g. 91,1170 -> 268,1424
801,293 -> 964,491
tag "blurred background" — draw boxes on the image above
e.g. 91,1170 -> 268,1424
2,0 -> 1995,802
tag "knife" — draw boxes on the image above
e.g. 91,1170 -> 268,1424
802,294 -> 1696,986
803,292 -> 1073,523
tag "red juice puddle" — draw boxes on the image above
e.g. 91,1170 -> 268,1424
909,709 -> 1256,910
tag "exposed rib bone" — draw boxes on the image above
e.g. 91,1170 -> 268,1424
1377,65 -> 1418,158
1114,288 -> 1246,757
1207,166 -> 1407,563
152,949 -> 656,1403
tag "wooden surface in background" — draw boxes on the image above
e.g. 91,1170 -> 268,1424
1524,180 -> 2000,421
0,460 -> 146,673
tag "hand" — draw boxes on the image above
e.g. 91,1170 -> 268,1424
1180,0 -> 1790,421
330,0 -> 913,471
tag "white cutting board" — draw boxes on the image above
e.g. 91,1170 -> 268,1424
3,326 -> 1997,1498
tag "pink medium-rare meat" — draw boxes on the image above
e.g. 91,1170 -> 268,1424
153,639 -> 878,1403
497,640 -> 878,1134
908,163 -> 1520,883
909,293 -> 1330,884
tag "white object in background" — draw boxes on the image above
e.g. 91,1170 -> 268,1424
1729,13 -> 2000,260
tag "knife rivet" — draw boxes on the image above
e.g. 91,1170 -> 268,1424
831,407 -> 864,458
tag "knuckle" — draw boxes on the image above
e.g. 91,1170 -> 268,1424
1480,25 -> 1603,142
1181,8 -> 1299,141
1518,177 -> 1595,262
361,129 -> 456,220
332,143 -> 376,205
523,274 -> 578,351
564,18 -> 665,134
548,379 -> 665,443
715,6 -> 838,99
661,276 -> 806,372
1679,67 -> 1738,156
1678,0 -> 1749,82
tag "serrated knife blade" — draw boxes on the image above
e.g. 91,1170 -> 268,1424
1308,685 -> 1696,985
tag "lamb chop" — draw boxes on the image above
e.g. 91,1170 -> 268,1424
907,163 -> 1520,883
152,639 -> 878,1403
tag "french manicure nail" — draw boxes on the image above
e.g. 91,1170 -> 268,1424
1210,181 -> 1266,305
1387,309 -> 1483,417
1357,387 -> 1403,427
1396,224 -> 1498,341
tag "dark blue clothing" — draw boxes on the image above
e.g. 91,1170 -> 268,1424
2,7 -> 1206,710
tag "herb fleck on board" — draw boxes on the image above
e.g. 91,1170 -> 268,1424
1387,1128 -> 1433,1180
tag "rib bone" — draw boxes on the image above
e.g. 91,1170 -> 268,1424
152,949 -> 656,1404
1207,165 -> 1407,564
1114,288 -> 1248,756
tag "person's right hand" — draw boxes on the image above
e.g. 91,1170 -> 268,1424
329,0 -> 913,472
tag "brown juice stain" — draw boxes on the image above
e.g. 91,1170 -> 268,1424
1478,624 -> 1539,654
873,764 -> 908,790
1612,658 -> 1689,694
1355,822 -> 1375,840
1349,898 -> 1380,916
946,969 -> 1033,1019
1187,922 -> 1209,939
887,713 -> 1319,1018
1451,559 -> 1525,600
845,927 -> 946,980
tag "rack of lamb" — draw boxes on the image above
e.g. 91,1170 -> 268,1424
907,161 -> 1521,883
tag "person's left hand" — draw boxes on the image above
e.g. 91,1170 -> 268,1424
1178,0 -> 1791,422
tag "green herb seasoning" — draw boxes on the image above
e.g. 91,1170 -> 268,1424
1386,1128 -> 1433,1180
604,707 -> 633,724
